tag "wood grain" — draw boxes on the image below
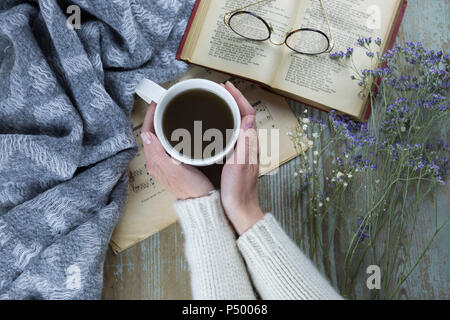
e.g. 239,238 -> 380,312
102,0 -> 449,300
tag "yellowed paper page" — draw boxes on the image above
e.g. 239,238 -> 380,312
243,86 -> 306,175
110,66 -> 305,253
272,0 -> 400,118
188,0 -> 300,85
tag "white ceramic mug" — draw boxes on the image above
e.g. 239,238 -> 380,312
135,78 -> 241,166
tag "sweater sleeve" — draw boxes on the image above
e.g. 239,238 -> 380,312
237,214 -> 343,300
173,191 -> 256,300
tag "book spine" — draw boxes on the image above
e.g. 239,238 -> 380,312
176,0 -> 202,60
363,0 -> 408,121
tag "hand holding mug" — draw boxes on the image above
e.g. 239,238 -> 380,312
136,77 -> 240,200
220,82 -> 264,235
138,79 -> 264,233
140,102 -> 214,200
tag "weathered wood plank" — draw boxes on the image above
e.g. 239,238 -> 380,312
102,0 -> 449,300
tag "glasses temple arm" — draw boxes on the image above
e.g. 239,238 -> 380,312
319,0 -> 335,52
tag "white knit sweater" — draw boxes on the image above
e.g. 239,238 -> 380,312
173,191 -> 343,300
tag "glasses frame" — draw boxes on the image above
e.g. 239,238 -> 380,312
224,0 -> 335,55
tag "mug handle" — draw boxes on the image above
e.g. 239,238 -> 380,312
135,78 -> 167,104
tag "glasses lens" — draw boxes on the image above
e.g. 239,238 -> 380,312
285,29 -> 329,54
228,12 -> 270,41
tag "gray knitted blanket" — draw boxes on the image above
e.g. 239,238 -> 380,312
0,0 -> 194,299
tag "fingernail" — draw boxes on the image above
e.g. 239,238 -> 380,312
245,115 -> 255,130
226,81 -> 235,89
141,132 -> 151,145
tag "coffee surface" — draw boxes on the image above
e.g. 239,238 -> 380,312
162,89 -> 235,160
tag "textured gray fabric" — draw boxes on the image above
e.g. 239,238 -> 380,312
0,0 -> 195,299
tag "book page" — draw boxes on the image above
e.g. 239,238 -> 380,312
109,66 -> 306,253
188,0 -> 301,85
272,0 -> 400,118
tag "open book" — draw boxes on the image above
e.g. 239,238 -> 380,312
177,0 -> 407,120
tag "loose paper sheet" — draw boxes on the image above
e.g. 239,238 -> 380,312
110,67 -> 307,253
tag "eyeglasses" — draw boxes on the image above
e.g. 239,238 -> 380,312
224,0 -> 335,55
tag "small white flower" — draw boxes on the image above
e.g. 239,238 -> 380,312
313,160 -> 317,164
313,150 -> 319,156
345,154 -> 349,159
331,178 -> 335,182
304,109 -> 308,113
294,172 -> 298,177
297,131 -> 303,137
336,171 -> 344,178
312,132 -> 319,139
299,169 -> 304,174
375,179 -> 380,184
318,202 -> 323,207
286,131 -> 292,136
343,182 -> 348,187
308,140 -> 314,147
347,173 -> 353,178
302,118 -> 310,124
355,168 -> 359,172
400,126 -> 406,132
302,124 -> 308,131
326,197 -> 330,202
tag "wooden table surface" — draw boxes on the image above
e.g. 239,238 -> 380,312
102,0 -> 449,300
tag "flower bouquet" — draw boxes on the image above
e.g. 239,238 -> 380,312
291,39 -> 449,299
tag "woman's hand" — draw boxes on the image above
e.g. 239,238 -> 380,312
220,82 -> 264,235
140,102 -> 214,200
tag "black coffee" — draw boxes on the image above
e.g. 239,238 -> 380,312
162,89 -> 235,160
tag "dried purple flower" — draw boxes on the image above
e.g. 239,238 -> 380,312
357,217 -> 370,243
